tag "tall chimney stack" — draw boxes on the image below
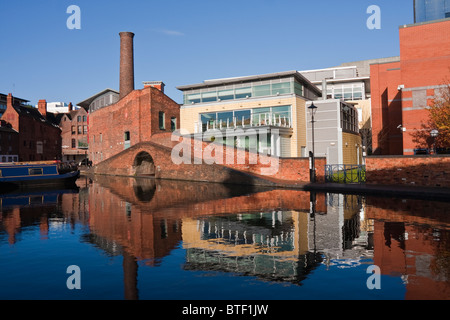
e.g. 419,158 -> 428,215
119,32 -> 135,99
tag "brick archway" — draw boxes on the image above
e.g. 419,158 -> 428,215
133,151 -> 155,176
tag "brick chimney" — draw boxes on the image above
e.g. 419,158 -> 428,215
38,99 -> 47,117
6,93 -> 13,109
143,81 -> 165,93
119,31 -> 135,99
68,102 -> 73,112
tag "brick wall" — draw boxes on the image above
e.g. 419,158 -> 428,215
89,86 -> 180,165
365,155 -> 450,187
93,132 -> 324,186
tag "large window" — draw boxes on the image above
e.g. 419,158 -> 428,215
183,78 -> 305,105
200,106 -> 291,131
330,83 -> 364,101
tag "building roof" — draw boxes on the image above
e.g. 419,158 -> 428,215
176,70 -> 322,96
11,104 -> 62,128
76,88 -> 119,109
0,93 -> 29,105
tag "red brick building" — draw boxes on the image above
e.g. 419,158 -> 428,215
84,32 -> 180,166
0,120 -> 19,162
59,103 -> 89,163
0,94 -> 62,161
371,18 -> 450,155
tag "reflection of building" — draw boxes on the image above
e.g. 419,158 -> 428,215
177,71 -> 321,158
182,211 -> 323,283
59,103 -> 89,163
414,0 -> 450,23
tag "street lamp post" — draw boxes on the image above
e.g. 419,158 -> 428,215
308,102 -> 318,182
431,129 -> 439,154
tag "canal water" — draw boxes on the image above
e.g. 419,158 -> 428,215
0,175 -> 449,301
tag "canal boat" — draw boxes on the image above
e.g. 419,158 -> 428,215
0,161 -> 80,192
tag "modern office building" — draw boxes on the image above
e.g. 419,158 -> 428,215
370,17 -> 450,155
414,0 -> 450,23
177,71 -> 322,158
300,56 -> 400,154
178,70 -> 361,164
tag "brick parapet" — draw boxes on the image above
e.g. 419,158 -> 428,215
365,155 -> 450,187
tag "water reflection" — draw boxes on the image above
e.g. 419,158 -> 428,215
0,175 -> 449,300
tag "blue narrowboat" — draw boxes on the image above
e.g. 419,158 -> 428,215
0,161 -> 80,192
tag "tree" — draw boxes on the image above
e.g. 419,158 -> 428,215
428,83 -> 450,148
411,81 -> 450,152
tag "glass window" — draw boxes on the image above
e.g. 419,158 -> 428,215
272,82 -> 291,95
171,117 -> 177,131
217,111 -> 233,128
83,116 -> 87,122
218,89 -> 234,101
201,113 -> 216,131
234,110 -> 251,127
29,168 -> 43,175
235,87 -> 252,99
201,91 -> 217,103
186,93 -> 201,104
159,111 -> 165,130
124,131 -> 130,141
77,116 -> 81,122
294,82 -> 303,96
253,85 -> 271,97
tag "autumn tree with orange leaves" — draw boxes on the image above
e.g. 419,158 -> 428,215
412,82 -> 450,152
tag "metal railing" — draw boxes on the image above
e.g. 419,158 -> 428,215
195,112 -> 292,133
325,164 -> 366,184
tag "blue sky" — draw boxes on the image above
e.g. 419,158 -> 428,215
0,0 -> 413,106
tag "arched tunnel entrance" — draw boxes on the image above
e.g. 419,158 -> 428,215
133,151 -> 156,176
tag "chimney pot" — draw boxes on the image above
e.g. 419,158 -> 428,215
68,102 -> 73,112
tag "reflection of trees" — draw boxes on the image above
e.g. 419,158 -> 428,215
432,229 -> 450,282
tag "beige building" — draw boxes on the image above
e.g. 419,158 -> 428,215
178,70 -> 362,165
177,71 -> 322,158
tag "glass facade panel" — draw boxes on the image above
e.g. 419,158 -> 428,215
253,85 -> 271,97
218,89 -> 234,101
202,91 -> 217,103
186,93 -> 201,104
217,111 -> 233,127
235,87 -> 252,99
272,82 -> 291,95
414,0 -> 450,23
234,110 -> 251,126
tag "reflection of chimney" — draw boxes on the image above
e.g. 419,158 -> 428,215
143,81 -> 165,93
68,102 -> 73,112
38,99 -> 47,117
119,32 -> 135,99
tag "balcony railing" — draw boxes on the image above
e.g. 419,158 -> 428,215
195,112 -> 292,133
